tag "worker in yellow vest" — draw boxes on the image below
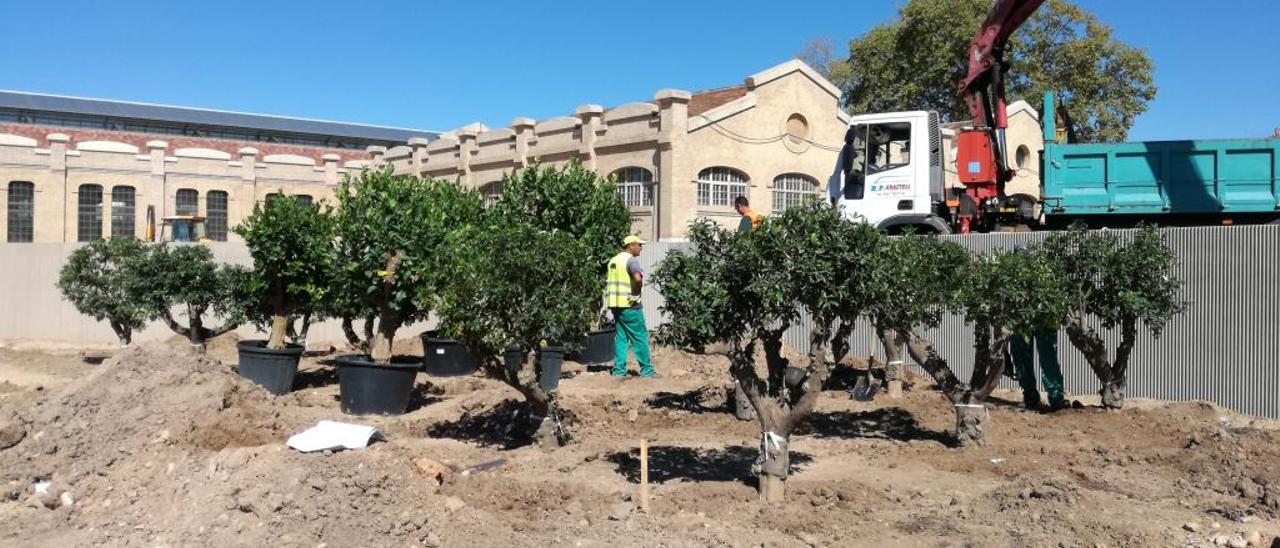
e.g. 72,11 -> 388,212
734,196 -> 762,234
605,235 -> 656,378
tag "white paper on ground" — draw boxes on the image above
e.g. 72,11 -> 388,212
286,420 -> 379,453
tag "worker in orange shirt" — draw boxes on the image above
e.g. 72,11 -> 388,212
734,196 -> 762,234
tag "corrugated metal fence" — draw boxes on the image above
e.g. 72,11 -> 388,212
4,226 -> 1277,416
640,225 -> 1280,418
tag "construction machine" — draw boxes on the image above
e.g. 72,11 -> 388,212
832,0 -> 1280,234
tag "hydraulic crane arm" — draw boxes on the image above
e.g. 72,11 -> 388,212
958,0 -> 1046,133
953,0 -> 1046,233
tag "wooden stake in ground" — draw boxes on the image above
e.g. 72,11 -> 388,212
639,438 -> 650,513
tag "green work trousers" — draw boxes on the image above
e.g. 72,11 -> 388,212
611,307 -> 654,377
1011,329 -> 1064,405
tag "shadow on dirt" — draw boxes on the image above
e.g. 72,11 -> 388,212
604,445 -> 813,485
406,383 -> 446,413
797,408 -> 955,447
427,399 -> 575,449
645,386 -> 729,414
824,362 -> 873,391
293,367 -> 338,390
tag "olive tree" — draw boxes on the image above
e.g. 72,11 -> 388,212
1042,224 -> 1183,408
56,238 -> 155,346
654,202 -> 881,502
129,244 -> 245,352
232,194 -> 335,349
864,234 -> 970,401
331,168 -> 483,363
438,220 -> 599,447
953,247 -> 1069,444
435,161 -> 630,447
751,203 -> 881,501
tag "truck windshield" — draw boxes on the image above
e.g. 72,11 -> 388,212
867,122 -> 912,174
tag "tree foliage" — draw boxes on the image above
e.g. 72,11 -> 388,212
836,0 -> 1156,142
1041,224 -> 1183,407
865,234 -> 970,400
232,195 -> 336,349
491,161 -> 633,268
128,244 -> 245,351
332,168 -> 484,363
57,238 -> 155,346
438,219 -> 598,356
653,202 -> 884,501
435,161 -> 630,447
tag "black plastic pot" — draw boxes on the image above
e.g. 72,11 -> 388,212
236,340 -> 304,395
419,333 -> 478,377
572,329 -> 615,367
504,345 -> 565,392
783,366 -> 808,388
335,354 -> 419,415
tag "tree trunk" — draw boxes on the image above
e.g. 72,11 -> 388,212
369,317 -> 399,364
757,429 -> 789,503
288,313 -> 313,347
187,305 -> 206,354
968,323 -> 1010,400
732,380 -> 755,421
951,323 -> 1011,446
1101,319 -> 1138,409
340,317 -> 362,349
903,330 -> 968,403
953,403 -> 989,446
109,319 -> 132,347
267,315 -> 288,350
480,349 -> 568,449
731,323 -> 836,503
877,323 -> 904,398
1066,315 -> 1131,408
830,320 -> 855,365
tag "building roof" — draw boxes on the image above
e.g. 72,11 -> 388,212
688,85 -> 748,117
0,90 -> 438,144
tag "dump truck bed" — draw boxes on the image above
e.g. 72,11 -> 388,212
1042,137 -> 1280,216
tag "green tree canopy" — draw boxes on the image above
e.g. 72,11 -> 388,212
128,243 -> 245,351
232,194 -> 336,349
434,162 -> 630,447
332,168 -> 484,363
830,0 -> 1155,142
492,161 -> 632,267
1040,224 -> 1183,407
57,238 -> 155,346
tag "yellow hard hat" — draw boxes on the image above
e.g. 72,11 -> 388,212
623,235 -> 646,246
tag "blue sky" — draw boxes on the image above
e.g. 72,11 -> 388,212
1,0 -> 1276,141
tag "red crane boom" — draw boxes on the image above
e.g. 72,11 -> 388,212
953,0 -> 1046,233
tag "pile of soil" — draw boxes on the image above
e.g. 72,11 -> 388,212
1,338 -> 1278,547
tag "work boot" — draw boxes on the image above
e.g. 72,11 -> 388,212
1022,396 -> 1044,412
1046,398 -> 1071,412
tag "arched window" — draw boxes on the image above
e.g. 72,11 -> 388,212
110,186 -> 136,239
771,174 -> 819,214
1015,145 -> 1031,170
481,181 -> 502,208
696,167 -> 748,207
77,184 -> 104,242
207,191 -> 228,242
175,188 -> 199,216
7,181 -> 34,243
294,194 -> 314,208
612,167 -> 654,207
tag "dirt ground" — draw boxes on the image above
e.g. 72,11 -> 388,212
1,334 -> 1278,548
